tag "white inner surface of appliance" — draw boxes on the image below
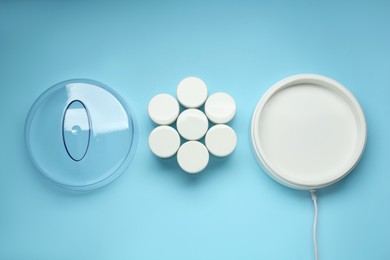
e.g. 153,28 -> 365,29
254,81 -> 364,188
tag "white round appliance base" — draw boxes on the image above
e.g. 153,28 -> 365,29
251,74 -> 367,190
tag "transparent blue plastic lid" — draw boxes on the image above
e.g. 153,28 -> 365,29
25,79 -> 137,190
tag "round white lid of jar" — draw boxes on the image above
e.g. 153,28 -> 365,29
176,77 -> 208,108
205,125 -> 237,157
176,109 -> 208,140
205,92 -> 236,124
148,93 -> 179,125
149,126 -> 180,158
177,141 -> 209,174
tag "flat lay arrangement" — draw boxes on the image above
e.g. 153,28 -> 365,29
3,2 -> 389,259
24,74 -> 366,260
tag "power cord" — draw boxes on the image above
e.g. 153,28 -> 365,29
310,190 -> 318,260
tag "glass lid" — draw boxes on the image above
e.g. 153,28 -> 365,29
25,79 -> 137,190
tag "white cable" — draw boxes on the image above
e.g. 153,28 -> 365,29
310,190 -> 318,260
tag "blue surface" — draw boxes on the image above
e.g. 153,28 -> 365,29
1,1 -> 389,259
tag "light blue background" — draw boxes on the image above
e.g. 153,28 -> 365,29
1,1 -> 389,259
